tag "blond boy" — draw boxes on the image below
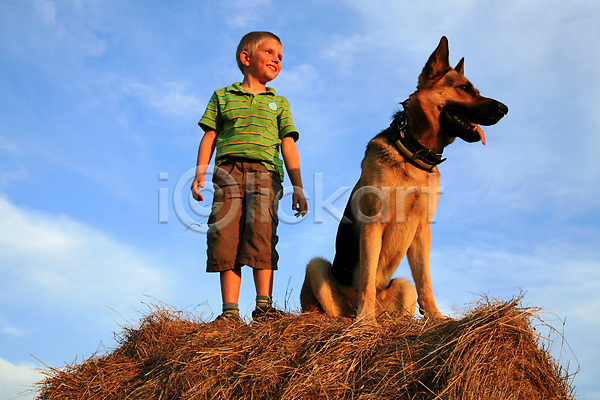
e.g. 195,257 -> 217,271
192,31 -> 307,321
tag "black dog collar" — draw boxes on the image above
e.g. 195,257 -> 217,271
391,111 -> 446,171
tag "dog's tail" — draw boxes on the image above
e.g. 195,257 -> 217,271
300,257 -> 345,317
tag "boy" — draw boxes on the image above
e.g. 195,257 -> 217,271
191,31 -> 308,321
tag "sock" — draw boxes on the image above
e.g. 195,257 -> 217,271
222,302 -> 239,315
255,295 -> 272,310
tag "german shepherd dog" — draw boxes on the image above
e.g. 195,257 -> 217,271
300,37 -> 508,322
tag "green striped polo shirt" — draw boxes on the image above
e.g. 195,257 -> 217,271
198,82 -> 299,182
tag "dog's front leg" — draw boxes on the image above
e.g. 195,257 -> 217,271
356,223 -> 383,323
407,225 -> 444,319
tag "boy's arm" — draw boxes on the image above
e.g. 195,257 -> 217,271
281,135 -> 308,217
191,130 -> 217,201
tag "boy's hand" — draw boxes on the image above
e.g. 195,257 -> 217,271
281,136 -> 307,217
192,130 -> 217,202
191,175 -> 206,201
292,186 -> 308,217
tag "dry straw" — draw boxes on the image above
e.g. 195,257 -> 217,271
36,296 -> 576,399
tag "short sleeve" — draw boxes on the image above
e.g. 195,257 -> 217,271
198,91 -> 221,133
278,97 -> 299,141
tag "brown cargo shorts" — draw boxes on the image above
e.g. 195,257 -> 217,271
206,159 -> 282,272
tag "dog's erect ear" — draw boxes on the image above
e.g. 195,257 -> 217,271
418,36 -> 451,88
454,57 -> 464,76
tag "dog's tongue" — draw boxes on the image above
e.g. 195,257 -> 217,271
473,123 -> 486,145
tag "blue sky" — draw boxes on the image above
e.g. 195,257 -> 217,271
1,0 -> 599,398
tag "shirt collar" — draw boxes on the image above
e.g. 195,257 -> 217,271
228,82 -> 276,96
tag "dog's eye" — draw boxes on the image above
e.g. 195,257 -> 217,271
458,84 -> 474,94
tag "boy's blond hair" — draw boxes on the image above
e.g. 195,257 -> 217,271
236,31 -> 282,73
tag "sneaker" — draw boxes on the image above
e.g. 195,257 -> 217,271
251,305 -> 286,320
214,312 -> 243,324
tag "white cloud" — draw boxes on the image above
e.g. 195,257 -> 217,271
0,197 -> 173,307
119,78 -> 204,117
219,0 -> 271,29
277,64 -> 321,95
0,0 -> 107,65
0,135 -> 21,154
319,34 -> 376,74
342,0 -> 478,52
32,0 -> 57,23
0,164 -> 29,190
0,315 -> 28,337
0,358 -> 42,400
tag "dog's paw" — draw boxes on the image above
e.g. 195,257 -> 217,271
419,308 -> 447,321
354,312 -> 379,327
432,313 -> 453,321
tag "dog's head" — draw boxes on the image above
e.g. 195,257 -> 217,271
415,36 -> 508,146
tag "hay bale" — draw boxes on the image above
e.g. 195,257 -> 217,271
36,297 -> 575,399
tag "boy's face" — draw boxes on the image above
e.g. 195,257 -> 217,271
241,38 -> 283,84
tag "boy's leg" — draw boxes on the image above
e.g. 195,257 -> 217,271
236,162 -> 284,319
220,267 -> 242,317
252,268 -> 286,319
205,162 -> 244,321
221,267 -> 242,303
253,268 -> 273,298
